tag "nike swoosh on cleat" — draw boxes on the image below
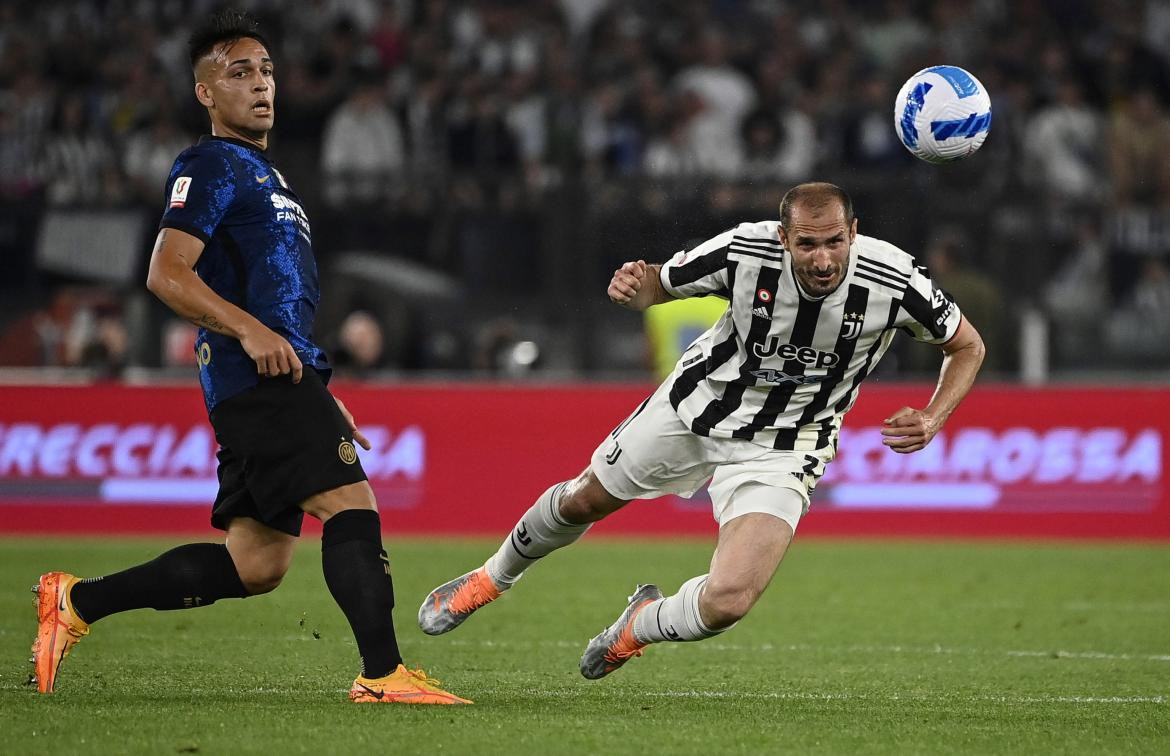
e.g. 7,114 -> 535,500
58,590 -> 67,613
356,683 -> 385,700
255,174 -> 270,183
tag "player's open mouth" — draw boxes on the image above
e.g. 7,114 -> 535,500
251,100 -> 272,114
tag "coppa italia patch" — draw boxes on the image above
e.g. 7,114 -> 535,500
169,177 -> 192,208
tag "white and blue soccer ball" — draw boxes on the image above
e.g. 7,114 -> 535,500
894,65 -> 992,163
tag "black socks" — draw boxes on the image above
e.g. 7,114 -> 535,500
66,511 -> 402,679
69,543 -> 248,624
320,509 -> 403,678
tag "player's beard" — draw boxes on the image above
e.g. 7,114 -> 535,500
796,265 -> 842,297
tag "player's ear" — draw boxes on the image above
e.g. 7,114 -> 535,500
778,225 -> 788,249
848,217 -> 858,243
195,81 -> 214,109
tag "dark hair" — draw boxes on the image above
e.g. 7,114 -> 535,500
188,8 -> 270,69
779,182 -> 854,229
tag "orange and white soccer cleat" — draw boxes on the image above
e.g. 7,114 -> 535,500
350,665 -> 472,704
30,571 -> 90,694
579,583 -> 663,680
417,567 -> 502,636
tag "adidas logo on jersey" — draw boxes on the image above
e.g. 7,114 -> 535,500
752,306 -> 772,320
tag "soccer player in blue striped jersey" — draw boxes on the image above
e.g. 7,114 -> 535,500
29,9 -> 467,705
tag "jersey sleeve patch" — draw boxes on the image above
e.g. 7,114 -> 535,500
169,176 -> 193,208
159,151 -> 237,241
661,231 -> 733,299
897,264 -> 962,344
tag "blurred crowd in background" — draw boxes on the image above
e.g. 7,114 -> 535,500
1,0 -> 1169,380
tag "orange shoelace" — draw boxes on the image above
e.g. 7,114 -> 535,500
447,571 -> 500,615
603,602 -> 652,663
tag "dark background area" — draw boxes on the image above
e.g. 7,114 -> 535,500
1,0 -> 1167,379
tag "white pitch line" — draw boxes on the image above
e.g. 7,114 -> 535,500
133,687 -> 1165,705
1005,649 -> 1170,662
435,637 -> 1170,663
96,632 -> 1170,663
827,643 -> 1170,663
1060,601 -> 1170,614
635,692 -> 1168,705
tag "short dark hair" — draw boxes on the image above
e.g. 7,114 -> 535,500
779,182 -> 854,229
188,8 -> 270,69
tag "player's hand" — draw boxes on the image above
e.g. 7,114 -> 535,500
240,324 -> 303,383
880,406 -> 939,454
608,259 -> 648,306
334,397 -> 372,450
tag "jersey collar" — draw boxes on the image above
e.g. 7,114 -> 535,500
199,134 -> 270,158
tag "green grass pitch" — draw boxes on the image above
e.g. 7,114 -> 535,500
1,536 -> 1167,754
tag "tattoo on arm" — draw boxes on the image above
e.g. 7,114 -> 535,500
191,314 -> 228,334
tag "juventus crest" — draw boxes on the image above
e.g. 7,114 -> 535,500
840,312 -> 865,340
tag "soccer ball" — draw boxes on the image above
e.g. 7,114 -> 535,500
894,65 -> 992,163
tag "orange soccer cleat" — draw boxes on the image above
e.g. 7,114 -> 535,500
350,665 -> 472,704
417,567 -> 502,636
579,583 -> 663,679
30,572 -> 90,694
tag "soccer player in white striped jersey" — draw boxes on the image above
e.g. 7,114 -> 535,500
419,182 -> 985,679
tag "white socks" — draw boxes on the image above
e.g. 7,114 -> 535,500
633,574 -> 725,644
484,481 -> 590,587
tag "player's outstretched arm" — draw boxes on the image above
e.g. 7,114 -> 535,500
146,227 -> 303,382
881,317 -> 985,454
607,260 -> 675,312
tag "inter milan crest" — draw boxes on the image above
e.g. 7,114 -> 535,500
841,312 -> 864,340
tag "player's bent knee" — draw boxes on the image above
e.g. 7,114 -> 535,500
236,560 -> 289,595
241,572 -> 284,595
558,470 -> 627,524
229,541 -> 294,595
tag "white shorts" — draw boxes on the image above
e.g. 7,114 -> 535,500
590,381 -> 836,533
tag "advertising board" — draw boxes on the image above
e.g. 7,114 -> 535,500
0,383 -> 1165,538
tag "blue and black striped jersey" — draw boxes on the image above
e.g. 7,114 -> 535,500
159,136 -> 330,411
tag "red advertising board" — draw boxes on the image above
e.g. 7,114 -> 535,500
0,382 -> 1166,539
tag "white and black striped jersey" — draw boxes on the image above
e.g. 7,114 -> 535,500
658,220 -> 962,451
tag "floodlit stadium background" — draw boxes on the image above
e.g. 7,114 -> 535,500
0,0 -> 1167,537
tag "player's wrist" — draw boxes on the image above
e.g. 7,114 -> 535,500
232,315 -> 265,342
921,408 -> 946,433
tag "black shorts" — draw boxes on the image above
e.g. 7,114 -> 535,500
208,367 -> 368,536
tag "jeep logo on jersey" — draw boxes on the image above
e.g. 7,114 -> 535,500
750,337 -> 840,368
